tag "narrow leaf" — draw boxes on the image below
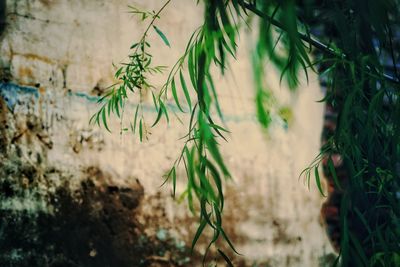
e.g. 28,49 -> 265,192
171,166 -> 176,197
153,25 -> 170,47
315,166 -> 326,197
191,218 -> 208,252
152,103 -> 163,127
139,119 -> 143,142
220,227 -> 240,255
133,104 -> 140,133
218,249 -> 234,267
327,157 -> 343,190
102,108 -> 111,132
180,70 -> 192,111
159,100 -> 169,123
171,78 -> 184,112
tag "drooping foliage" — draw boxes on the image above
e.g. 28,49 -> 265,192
92,0 -> 400,266
300,1 -> 400,266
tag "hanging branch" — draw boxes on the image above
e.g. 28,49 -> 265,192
241,1 -> 400,85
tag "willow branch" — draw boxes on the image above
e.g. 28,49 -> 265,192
241,1 -> 400,85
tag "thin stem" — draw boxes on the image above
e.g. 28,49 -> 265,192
134,0 -> 173,55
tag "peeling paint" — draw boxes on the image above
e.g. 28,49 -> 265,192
0,82 -> 38,110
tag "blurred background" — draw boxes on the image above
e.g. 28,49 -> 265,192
0,0 -> 335,266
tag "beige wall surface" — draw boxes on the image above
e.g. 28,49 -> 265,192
0,0 -> 335,266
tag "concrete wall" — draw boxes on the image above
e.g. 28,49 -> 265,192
0,0 -> 335,266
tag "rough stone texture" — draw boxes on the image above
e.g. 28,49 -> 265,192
0,0 -> 336,266
0,93 -> 201,266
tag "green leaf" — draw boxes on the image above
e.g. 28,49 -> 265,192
161,166 -> 177,196
219,227 -> 240,255
139,119 -> 143,142
188,45 -> 197,91
151,91 -> 159,111
188,103 -> 198,134
132,104 -> 140,133
115,67 -> 123,78
89,110 -> 99,126
221,34 -> 236,59
206,73 -> 223,119
205,159 -> 224,210
196,166 -> 217,201
207,138 -> 230,177
187,186 -> 195,215
153,25 -> 170,47
130,42 -> 139,49
159,100 -> 169,123
196,49 -> 207,112
152,102 -> 163,127
102,108 -> 111,133
199,198 -> 216,229
314,165 -> 326,197
218,249 -> 234,267
184,146 -> 195,188
191,217 -> 208,252
171,78 -> 184,112
327,157 -> 342,190
177,189 -> 188,204
256,90 -> 271,128
171,166 -> 176,196
180,70 -> 192,111
114,95 -> 120,117
207,123 -> 229,133
207,116 -> 228,142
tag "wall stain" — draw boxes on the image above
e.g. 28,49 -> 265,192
18,66 -> 34,81
0,94 -> 202,266
14,52 -> 56,65
0,82 -> 261,123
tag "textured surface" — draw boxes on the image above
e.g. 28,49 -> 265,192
0,0 -> 335,266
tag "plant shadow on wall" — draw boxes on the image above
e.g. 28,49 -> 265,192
92,0 -> 400,266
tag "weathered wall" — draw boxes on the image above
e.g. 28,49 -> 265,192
0,0 -> 335,266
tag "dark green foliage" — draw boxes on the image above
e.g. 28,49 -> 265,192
297,0 -> 400,266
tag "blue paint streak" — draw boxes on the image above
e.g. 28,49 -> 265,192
0,82 -> 39,110
68,90 -> 101,103
0,82 -> 257,123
